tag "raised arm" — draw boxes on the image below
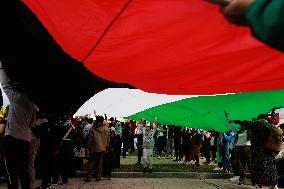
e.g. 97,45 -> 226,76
224,110 -> 238,132
152,116 -> 158,132
221,0 -> 284,52
0,60 -> 24,103
233,120 -> 255,131
0,60 -> 10,83
245,0 -> 284,51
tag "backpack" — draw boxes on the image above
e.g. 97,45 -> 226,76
265,127 -> 283,153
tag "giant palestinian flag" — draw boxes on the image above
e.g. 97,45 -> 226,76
128,89 -> 284,132
74,88 -> 193,117
75,88 -> 284,132
1,0 -> 284,118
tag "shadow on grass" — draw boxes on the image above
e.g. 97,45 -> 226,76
113,164 -> 219,173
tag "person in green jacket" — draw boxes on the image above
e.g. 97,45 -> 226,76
221,0 -> 284,52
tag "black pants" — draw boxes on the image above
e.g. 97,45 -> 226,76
129,135 -> 135,152
74,157 -> 83,171
195,154 -> 200,166
102,151 -> 113,178
157,136 -> 166,156
211,145 -> 217,160
136,134 -> 143,164
4,135 -> 30,189
235,146 -> 251,182
38,151 -> 52,186
203,146 -> 211,163
0,137 -> 7,180
122,138 -> 128,158
52,153 -> 68,183
174,143 -> 182,161
113,149 -> 121,168
183,144 -> 191,162
52,140 -> 73,183
231,148 -> 239,176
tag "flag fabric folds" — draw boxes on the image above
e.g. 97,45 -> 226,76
21,0 -> 284,95
0,0 -> 131,117
74,88 -> 192,117
128,90 -> 284,132
2,0 -> 284,118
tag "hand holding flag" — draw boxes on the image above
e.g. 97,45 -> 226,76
224,110 -> 234,131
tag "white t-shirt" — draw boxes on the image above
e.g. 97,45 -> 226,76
235,130 -> 251,146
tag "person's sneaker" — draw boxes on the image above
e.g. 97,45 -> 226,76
143,168 -> 147,174
58,181 -> 68,185
223,170 -> 229,174
254,185 -> 262,189
62,180 -> 68,184
268,185 -> 279,189
213,167 -> 222,171
83,178 -> 91,182
149,169 -> 152,173
229,176 -> 240,182
0,177 -> 7,183
51,180 -> 58,186
59,182 -> 68,185
36,185 -> 51,189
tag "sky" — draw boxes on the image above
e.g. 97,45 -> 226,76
0,85 -> 9,106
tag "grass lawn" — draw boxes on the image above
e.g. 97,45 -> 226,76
113,152 -> 219,173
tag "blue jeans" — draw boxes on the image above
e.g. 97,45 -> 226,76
223,143 -> 230,172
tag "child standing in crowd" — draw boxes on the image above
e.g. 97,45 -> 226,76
142,118 -> 157,173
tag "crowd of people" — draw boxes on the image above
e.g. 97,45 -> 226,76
0,63 -> 283,189
0,105 -> 282,189
0,0 -> 283,188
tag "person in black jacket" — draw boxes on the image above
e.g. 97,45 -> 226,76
51,115 -> 75,185
35,117 -> 52,189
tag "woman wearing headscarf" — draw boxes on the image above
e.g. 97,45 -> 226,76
229,113 -> 281,189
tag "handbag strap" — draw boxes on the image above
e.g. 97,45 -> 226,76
63,126 -> 73,140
